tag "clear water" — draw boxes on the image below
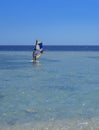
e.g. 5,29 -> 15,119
0,50 -> 99,127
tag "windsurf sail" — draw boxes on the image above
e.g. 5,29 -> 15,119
36,41 -> 43,53
33,40 -> 43,60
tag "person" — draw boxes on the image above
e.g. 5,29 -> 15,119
33,48 -> 37,61
32,40 -> 39,61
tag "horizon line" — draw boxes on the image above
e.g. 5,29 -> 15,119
0,44 -> 99,46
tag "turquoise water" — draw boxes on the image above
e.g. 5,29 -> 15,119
0,51 -> 99,126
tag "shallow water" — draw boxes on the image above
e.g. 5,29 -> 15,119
0,51 -> 99,129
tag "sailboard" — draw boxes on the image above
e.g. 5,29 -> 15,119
32,40 -> 43,62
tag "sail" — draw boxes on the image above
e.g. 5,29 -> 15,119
36,41 -> 43,52
33,41 -> 43,60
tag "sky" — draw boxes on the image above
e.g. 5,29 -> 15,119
0,0 -> 99,45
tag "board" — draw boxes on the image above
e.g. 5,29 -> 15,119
30,60 -> 40,63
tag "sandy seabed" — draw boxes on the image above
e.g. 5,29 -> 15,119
0,117 -> 99,130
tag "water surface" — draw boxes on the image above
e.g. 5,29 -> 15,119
0,50 -> 99,129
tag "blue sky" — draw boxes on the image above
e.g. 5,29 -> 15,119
0,0 -> 98,45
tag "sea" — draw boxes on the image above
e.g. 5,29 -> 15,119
0,45 -> 99,130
